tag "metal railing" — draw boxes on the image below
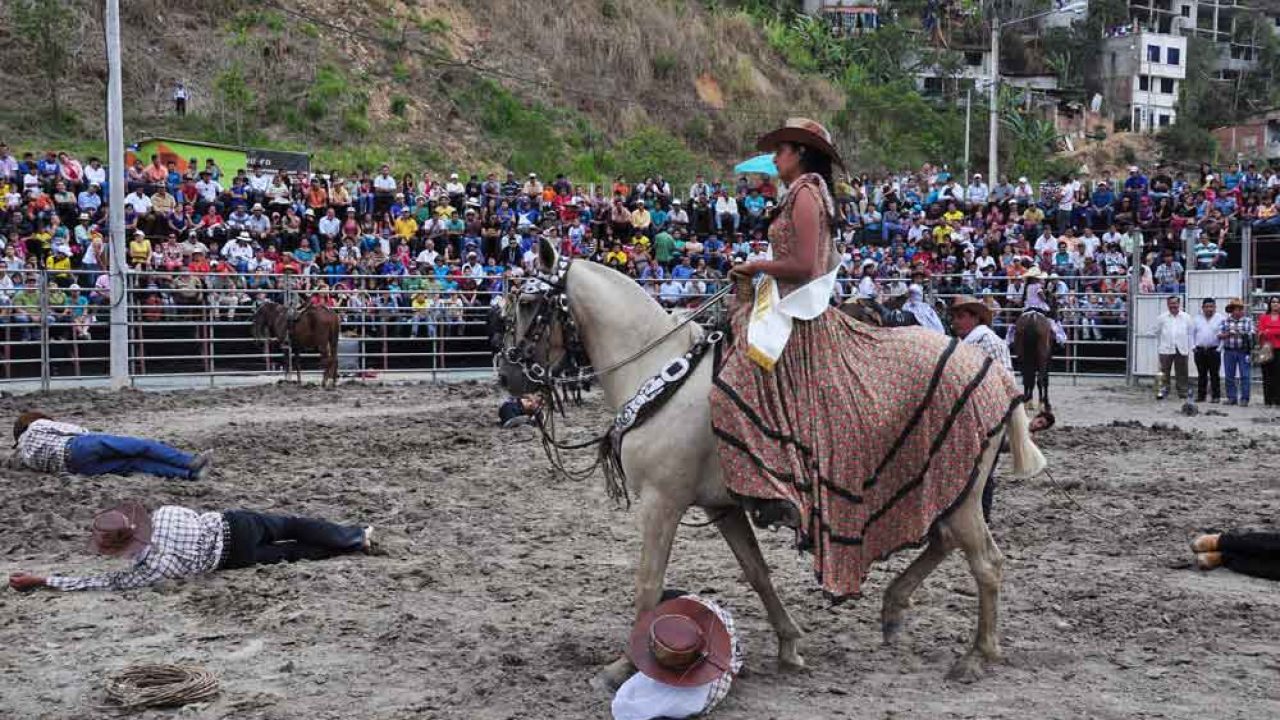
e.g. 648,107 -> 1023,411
0,266 -> 1169,388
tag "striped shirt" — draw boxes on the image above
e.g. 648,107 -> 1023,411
45,506 -> 225,591
13,419 -> 87,473
1221,316 -> 1255,352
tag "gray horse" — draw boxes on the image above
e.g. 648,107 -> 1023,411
500,238 -> 1046,687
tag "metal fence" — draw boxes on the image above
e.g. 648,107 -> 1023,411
0,266 -> 1143,388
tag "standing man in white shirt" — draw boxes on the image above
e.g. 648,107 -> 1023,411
966,173 -> 989,208
1150,295 -> 1195,400
173,81 -> 188,115
1192,297 -> 1225,403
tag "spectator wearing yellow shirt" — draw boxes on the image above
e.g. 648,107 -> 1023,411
45,248 -> 73,287
631,201 -> 652,239
394,208 -> 419,240
127,230 -> 152,269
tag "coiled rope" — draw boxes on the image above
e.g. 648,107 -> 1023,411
101,664 -> 220,711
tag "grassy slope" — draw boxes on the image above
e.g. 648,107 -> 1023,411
0,0 -> 843,178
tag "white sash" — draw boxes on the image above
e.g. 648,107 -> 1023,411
746,268 -> 838,371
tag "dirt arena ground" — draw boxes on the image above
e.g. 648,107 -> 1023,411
2,378 -> 1278,719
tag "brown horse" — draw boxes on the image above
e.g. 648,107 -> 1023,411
252,301 -> 340,388
1014,311 -> 1054,412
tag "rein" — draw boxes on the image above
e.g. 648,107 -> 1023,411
504,256 -> 734,507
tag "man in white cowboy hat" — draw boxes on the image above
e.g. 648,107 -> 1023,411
857,258 -> 878,299
612,592 -> 742,720
904,283 -> 945,334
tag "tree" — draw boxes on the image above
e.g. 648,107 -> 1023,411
8,0 -> 75,125
214,65 -> 256,145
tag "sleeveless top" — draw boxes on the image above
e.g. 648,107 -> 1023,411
768,173 -> 838,297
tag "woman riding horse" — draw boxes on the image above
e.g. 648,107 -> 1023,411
712,118 -> 1030,604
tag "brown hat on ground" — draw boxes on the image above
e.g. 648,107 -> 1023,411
756,117 -> 844,168
950,294 -> 993,326
627,596 -> 732,687
13,411 -> 51,445
90,501 -> 153,557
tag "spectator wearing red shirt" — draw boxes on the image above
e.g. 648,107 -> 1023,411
1259,296 -> 1280,406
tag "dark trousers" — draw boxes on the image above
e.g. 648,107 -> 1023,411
1220,532 -> 1280,581
221,510 -> 365,569
1158,352 -> 1189,398
1193,346 -> 1221,401
1262,358 -> 1280,406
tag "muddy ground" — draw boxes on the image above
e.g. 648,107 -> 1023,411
1,379 -> 1278,719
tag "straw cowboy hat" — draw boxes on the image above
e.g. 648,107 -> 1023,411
628,596 -> 733,687
756,117 -> 844,168
90,501 -> 153,557
1022,266 -> 1045,281
950,294 -> 993,326
1225,297 -> 1245,311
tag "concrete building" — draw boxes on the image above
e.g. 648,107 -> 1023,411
1100,30 -> 1187,132
802,0 -> 881,36
1212,108 -> 1280,161
1125,0 -> 1280,78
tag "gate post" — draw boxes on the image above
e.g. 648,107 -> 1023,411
1241,224 -> 1253,306
38,271 -> 50,392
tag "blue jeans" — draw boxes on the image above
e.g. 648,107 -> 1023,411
221,510 -> 365,569
65,434 -> 196,479
1224,349 -> 1252,403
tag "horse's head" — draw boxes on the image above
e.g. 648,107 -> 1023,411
497,237 -> 582,395
251,301 -> 286,342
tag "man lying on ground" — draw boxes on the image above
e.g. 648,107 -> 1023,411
9,501 -> 380,592
1191,531 -> 1280,580
9,411 -> 212,480
498,394 -> 545,428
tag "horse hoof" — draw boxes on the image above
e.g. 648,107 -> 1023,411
881,619 -> 903,646
946,654 -> 986,684
779,651 -> 807,672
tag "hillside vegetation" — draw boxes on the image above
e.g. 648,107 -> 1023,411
0,0 -> 844,178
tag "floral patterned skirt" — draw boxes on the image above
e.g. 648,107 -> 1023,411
710,305 -> 1022,600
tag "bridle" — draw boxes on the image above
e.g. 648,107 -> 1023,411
501,255 -> 591,396
501,255 -> 732,392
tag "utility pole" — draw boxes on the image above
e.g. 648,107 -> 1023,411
964,87 -> 972,186
988,7 -> 1000,186
105,0 -> 129,388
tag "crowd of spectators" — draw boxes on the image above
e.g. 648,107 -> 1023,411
0,140 -> 1260,346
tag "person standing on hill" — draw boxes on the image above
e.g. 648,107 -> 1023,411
173,81 -> 188,115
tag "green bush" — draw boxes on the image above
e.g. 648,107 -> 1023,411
651,51 -> 678,79
390,95 -> 409,117
1156,124 -> 1217,165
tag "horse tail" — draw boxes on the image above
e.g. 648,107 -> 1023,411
1006,402 -> 1047,479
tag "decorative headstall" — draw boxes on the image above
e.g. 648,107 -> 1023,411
503,255 -> 591,397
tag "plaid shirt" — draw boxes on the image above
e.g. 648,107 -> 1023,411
693,595 -> 742,715
963,323 -> 1014,373
45,506 -> 225,591
12,419 -> 87,473
1221,316 -> 1255,351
